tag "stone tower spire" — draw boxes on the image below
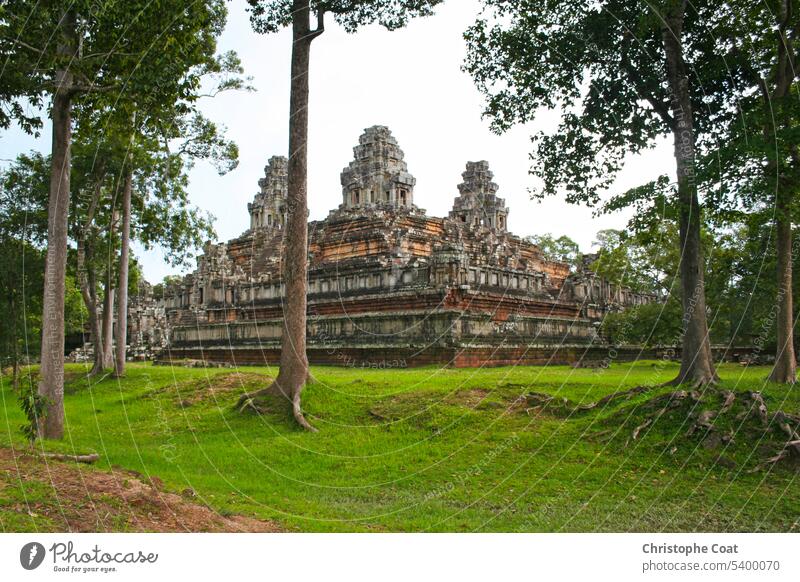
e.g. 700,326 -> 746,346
449,161 -> 509,232
340,125 -> 416,209
248,155 -> 288,230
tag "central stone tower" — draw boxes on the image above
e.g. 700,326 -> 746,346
340,125 -> 416,210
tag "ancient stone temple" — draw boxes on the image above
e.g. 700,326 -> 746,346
159,126 -> 653,367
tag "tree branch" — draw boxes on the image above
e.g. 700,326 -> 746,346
621,36 -> 674,128
309,9 -> 325,40
732,46 -> 772,106
0,37 -> 45,55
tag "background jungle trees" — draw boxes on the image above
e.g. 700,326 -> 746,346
526,233 -> 582,269
0,154 -> 85,390
466,0 -> 800,384
0,0 -> 239,437
696,0 -> 800,382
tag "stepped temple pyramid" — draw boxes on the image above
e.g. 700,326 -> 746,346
158,126 -> 653,367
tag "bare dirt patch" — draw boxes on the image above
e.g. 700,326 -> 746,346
139,371 -> 271,407
0,447 -> 282,532
176,372 -> 270,406
444,388 -> 491,408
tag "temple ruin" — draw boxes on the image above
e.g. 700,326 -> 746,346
150,126 -> 653,367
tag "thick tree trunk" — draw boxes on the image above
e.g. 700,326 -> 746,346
114,168 -> 132,377
767,1 -> 797,383
265,1 -> 323,431
38,9 -> 77,440
662,4 -> 718,386
769,185 -> 796,382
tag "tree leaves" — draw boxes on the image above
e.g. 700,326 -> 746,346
247,0 -> 443,35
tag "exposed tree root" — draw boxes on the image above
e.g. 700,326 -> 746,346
525,385 -> 654,417
587,387 -> 798,471
631,391 -> 688,441
234,382 -> 317,432
235,390 -> 270,414
577,384 -> 651,410
631,418 -> 652,440
747,391 -> 769,425
525,392 -> 569,416
41,452 -> 100,464
662,372 -> 720,389
292,393 -> 318,433
774,411 -> 800,440
720,390 -> 735,414
752,439 -> 800,472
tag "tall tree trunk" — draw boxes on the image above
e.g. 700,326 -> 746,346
101,285 -> 115,368
769,185 -> 797,382
77,175 -> 105,376
240,1 -> 323,430
77,237 -> 104,376
767,2 -> 797,383
101,209 -> 117,369
114,168 -> 132,377
38,9 -> 77,440
12,359 -> 20,392
662,3 -> 718,386
11,290 -> 19,392
87,243 -> 104,375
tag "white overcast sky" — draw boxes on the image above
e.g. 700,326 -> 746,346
0,0 -> 674,283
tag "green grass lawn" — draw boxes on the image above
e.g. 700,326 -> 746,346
1,360 -> 798,532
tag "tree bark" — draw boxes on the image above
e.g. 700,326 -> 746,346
101,284 -> 115,368
77,237 -> 104,375
769,177 -> 797,383
767,0 -> 797,383
11,289 -> 19,391
259,1 -> 323,431
12,359 -> 20,392
662,2 -> 718,386
86,243 -> 104,374
76,175 -> 105,376
38,9 -> 77,440
101,209 -> 118,369
114,167 -> 132,377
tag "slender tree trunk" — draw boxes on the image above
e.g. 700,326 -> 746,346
114,168 -> 132,376
38,9 -> 77,440
662,3 -> 718,386
77,237 -> 104,376
769,185 -> 796,382
87,243 -> 104,375
101,209 -> 117,369
101,285 -> 115,368
12,359 -> 20,392
11,291 -> 19,391
76,173 -> 105,375
259,1 -> 323,431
